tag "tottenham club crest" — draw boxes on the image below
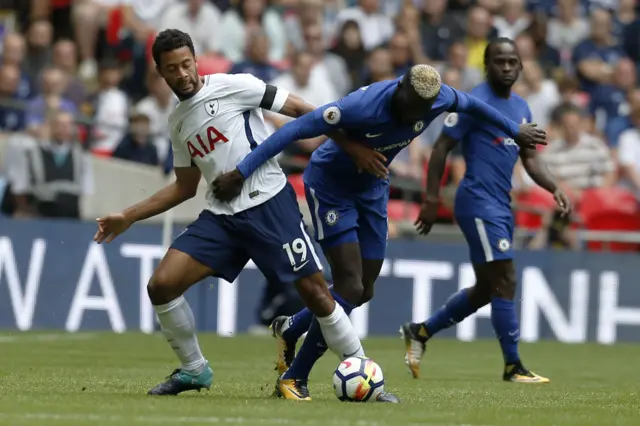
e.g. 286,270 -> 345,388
413,120 -> 424,132
204,99 -> 219,117
323,106 -> 341,125
325,210 -> 338,226
498,238 -> 511,252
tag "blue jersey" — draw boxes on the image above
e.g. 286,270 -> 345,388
237,78 -> 522,193
446,83 -> 532,218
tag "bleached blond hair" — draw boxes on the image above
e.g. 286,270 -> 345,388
409,65 -> 442,100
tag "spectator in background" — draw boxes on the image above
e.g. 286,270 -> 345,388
229,30 -> 280,83
436,41 -> 483,92
26,67 -> 76,136
526,13 -> 561,75
329,20 -> 366,92
522,60 -> 561,128
112,108 -> 159,166
134,69 -> 177,163
388,31 -> 416,77
89,59 -> 128,154
51,39 -> 87,108
267,51 -> 336,171
219,0 -> 287,62
590,57 -> 637,147
22,19 -> 53,83
285,0 -> 328,52
337,0 -> 394,51
159,0 -> 222,56
612,0 -> 636,41
1,33 -> 32,100
541,104 -> 616,202
419,0 -> 464,61
464,6 -> 496,71
0,64 -> 27,133
360,46 -> 395,86
8,111 -> 93,219
573,8 -> 625,95
617,98 -> 640,197
72,0 -> 156,81
493,0 -> 530,40
302,22 -> 349,97
546,0 -> 590,53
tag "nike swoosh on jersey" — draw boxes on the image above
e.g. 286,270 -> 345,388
366,133 -> 383,138
293,260 -> 310,272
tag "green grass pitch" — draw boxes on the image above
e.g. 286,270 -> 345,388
0,332 -> 638,426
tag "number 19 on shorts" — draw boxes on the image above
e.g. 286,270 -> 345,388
283,238 -> 309,272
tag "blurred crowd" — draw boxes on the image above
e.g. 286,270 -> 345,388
0,0 -> 640,242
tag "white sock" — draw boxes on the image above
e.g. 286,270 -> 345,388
316,302 -> 365,360
154,296 -> 207,374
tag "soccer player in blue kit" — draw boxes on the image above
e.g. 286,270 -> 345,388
401,39 -> 571,383
213,62 -> 547,399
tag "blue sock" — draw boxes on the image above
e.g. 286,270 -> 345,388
491,297 -> 521,365
281,286 -> 352,342
283,289 -> 355,380
423,289 -> 477,337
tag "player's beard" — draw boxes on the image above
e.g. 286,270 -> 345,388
171,74 -> 200,100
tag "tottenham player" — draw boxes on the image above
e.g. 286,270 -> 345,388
402,39 -> 571,383
93,29 -> 397,401
212,63 -> 547,399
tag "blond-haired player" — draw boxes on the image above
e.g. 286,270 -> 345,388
212,63 -> 548,399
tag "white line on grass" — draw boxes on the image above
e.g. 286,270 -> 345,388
0,413 -> 490,426
0,333 -> 96,343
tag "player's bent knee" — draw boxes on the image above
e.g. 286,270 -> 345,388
331,267 -> 364,305
294,273 -> 335,317
147,270 -> 182,305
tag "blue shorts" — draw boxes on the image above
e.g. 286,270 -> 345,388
304,182 -> 388,260
456,215 -> 514,264
171,183 -> 322,283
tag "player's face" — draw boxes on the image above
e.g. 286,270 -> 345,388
157,46 -> 200,99
486,43 -> 521,88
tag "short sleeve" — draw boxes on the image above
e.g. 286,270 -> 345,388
207,73 -> 289,112
441,112 -> 474,141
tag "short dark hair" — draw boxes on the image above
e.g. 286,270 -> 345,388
152,29 -> 195,67
483,37 -> 518,67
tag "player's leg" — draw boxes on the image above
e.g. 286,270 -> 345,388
269,185 -> 359,375
355,184 -> 391,307
248,184 -> 399,402
400,215 -> 494,378
147,211 -> 249,395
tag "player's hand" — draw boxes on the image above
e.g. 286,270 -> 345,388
414,197 -> 439,236
212,168 -> 245,202
553,189 -> 571,217
515,123 -> 547,149
347,143 -> 388,179
94,213 -> 133,244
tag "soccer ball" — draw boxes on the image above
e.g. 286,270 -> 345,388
332,356 -> 384,402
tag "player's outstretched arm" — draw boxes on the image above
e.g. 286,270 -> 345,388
277,94 -> 388,178
94,167 -> 201,243
519,147 -> 571,216
453,91 -> 546,148
415,133 -> 459,235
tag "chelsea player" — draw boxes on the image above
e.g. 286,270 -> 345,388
213,63 -> 547,399
402,39 -> 571,383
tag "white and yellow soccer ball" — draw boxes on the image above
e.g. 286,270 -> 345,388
332,356 -> 384,402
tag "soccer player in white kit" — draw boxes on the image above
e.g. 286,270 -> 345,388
93,29 -> 398,401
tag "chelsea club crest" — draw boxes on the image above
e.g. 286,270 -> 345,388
325,210 -> 338,226
413,121 -> 424,132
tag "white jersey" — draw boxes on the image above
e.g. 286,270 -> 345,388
168,73 -> 290,215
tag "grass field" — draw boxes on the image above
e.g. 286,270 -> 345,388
0,332 -> 638,426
